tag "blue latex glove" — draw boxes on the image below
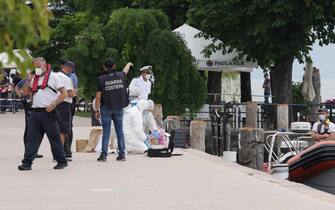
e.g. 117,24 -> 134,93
144,139 -> 152,149
152,130 -> 160,139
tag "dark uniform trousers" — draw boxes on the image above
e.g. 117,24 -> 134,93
65,97 -> 77,157
22,109 -> 67,166
22,99 -> 31,147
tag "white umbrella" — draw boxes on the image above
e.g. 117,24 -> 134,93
302,62 -> 316,102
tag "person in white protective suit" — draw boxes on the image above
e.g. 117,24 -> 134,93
143,100 -> 159,137
128,85 -> 141,107
123,99 -> 150,153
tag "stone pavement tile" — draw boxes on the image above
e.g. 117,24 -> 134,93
0,112 -> 335,210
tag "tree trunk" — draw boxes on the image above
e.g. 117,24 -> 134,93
240,72 -> 252,102
207,71 -> 222,104
271,56 -> 294,104
310,68 -> 321,122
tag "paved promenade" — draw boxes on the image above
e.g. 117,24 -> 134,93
1,112 -> 335,210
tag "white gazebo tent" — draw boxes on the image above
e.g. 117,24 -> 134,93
173,24 -> 257,119
173,24 -> 257,73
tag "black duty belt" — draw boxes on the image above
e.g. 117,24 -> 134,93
31,108 -> 47,112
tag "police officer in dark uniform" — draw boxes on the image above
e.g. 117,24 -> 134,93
18,57 -> 68,170
95,58 -> 133,162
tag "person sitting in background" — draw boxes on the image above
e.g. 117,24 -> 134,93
311,107 -> 335,141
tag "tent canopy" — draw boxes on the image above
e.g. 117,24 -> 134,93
173,24 -> 257,72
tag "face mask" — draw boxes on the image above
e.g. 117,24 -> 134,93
130,100 -> 137,107
319,114 -> 326,122
35,68 -> 43,76
145,74 -> 151,80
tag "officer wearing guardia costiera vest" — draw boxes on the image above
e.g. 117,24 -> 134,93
95,58 -> 133,162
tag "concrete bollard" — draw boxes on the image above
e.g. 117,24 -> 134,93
238,128 -> 264,170
83,128 -> 103,152
76,139 -> 88,152
277,104 -> 289,131
245,101 -> 258,128
190,120 -> 207,151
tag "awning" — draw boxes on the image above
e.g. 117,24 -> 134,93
173,24 -> 257,72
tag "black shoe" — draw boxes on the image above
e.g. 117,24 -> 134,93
116,155 -> 126,161
53,162 -> 68,169
97,155 -> 107,162
18,164 -> 32,171
65,155 -> 72,162
35,154 -> 43,158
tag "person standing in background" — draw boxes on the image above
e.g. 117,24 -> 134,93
129,65 -> 152,100
57,61 -> 76,161
263,73 -> 271,103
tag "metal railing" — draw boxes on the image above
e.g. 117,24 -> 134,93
0,92 -> 20,114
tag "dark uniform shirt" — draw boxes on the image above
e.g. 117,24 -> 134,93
97,71 -> 129,110
263,78 -> 271,95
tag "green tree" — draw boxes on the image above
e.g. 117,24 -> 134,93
63,8 -> 206,115
0,0 -> 50,74
145,29 -> 207,114
32,12 -> 91,67
64,19 -> 107,98
73,0 -> 133,23
105,8 -> 170,77
132,0 -> 189,28
188,0 -> 335,104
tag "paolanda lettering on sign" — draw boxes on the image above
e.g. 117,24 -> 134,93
207,60 -> 245,67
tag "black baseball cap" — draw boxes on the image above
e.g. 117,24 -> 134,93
318,107 -> 329,114
103,58 -> 115,68
64,61 -> 75,71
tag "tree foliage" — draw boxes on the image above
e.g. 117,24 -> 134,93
64,20 -> 107,98
188,0 -> 335,103
132,0 -> 189,28
73,0 -> 188,28
58,8 -> 206,115
292,82 -> 305,104
73,0 -> 133,23
0,0 -> 50,75
145,29 -> 206,114
32,12 -> 91,68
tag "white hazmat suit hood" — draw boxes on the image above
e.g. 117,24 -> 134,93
123,100 -> 149,153
143,100 -> 157,134
136,100 -> 149,112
